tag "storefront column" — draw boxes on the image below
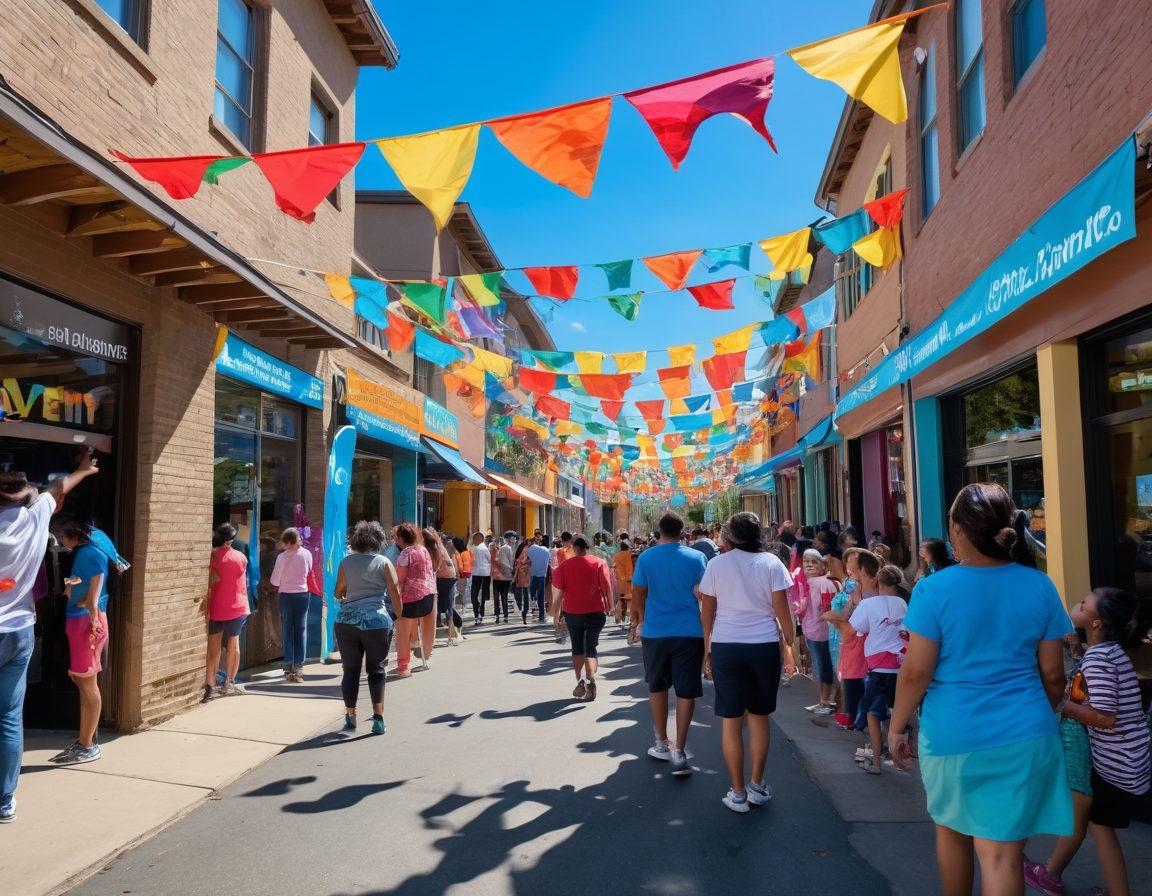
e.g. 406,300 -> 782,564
913,397 -> 946,540
392,450 -> 418,524
524,504 -> 539,534
443,482 -> 472,535
1037,342 -> 1090,605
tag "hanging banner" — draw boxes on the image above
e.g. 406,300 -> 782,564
344,367 -> 423,450
321,424 -> 357,659
837,137 -> 1137,420
422,396 -> 460,448
213,326 -> 324,408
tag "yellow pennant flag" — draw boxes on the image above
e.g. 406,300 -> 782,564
711,323 -> 758,355
376,124 -> 481,231
637,434 -> 656,457
786,8 -> 932,125
323,273 -> 356,309
574,351 -> 604,375
667,344 -> 696,367
852,226 -> 901,270
613,351 -> 647,374
470,345 -> 514,378
670,398 -> 689,415
513,414 -> 549,439
458,273 -> 502,307
759,227 -> 813,276
554,420 -> 582,437
456,363 -> 487,390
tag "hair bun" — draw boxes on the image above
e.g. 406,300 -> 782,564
994,527 -> 1018,549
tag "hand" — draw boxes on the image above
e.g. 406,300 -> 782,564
888,730 -> 912,771
703,652 -> 712,681
77,452 -> 99,476
89,617 -> 104,638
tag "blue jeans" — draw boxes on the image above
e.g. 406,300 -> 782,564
280,592 -> 311,668
530,576 -> 548,620
1,626 -> 34,811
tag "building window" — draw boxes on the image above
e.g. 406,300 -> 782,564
414,357 -> 446,405
308,93 -> 333,147
1011,0 -> 1046,85
835,250 -> 864,319
920,44 -> 941,217
955,0 -> 986,154
214,0 -> 258,149
96,0 -> 146,44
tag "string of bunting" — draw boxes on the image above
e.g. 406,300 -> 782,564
110,7 -> 943,226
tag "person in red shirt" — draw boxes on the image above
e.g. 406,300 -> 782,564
202,522 -> 250,702
551,536 -> 613,702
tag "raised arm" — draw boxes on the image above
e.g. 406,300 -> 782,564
47,452 -> 99,503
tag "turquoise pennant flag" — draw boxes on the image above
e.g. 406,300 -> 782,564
597,259 -> 634,291
703,243 -> 752,273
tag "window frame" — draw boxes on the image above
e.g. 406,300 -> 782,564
214,0 -> 260,151
1009,0 -> 1047,88
308,88 -> 340,207
954,0 -> 987,158
919,43 -> 941,220
95,0 -> 148,46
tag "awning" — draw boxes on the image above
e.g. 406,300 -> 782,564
802,414 -> 842,451
563,495 -> 584,509
421,437 -> 493,488
737,445 -> 805,489
487,472 -> 553,505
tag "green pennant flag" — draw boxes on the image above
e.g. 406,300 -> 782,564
459,272 -> 504,307
586,422 -> 608,435
617,426 -> 638,441
398,281 -> 446,325
203,157 -> 251,185
607,291 -> 642,322
528,349 -> 575,370
597,259 -> 634,291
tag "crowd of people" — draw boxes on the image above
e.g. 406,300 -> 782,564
2,455 -> 1151,896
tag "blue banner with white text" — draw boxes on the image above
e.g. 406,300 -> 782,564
321,425 -> 356,658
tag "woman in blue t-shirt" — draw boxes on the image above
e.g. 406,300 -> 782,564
888,483 -> 1072,896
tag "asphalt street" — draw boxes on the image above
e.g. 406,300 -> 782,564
67,621 -> 893,896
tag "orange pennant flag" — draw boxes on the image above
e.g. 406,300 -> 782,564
658,364 -> 692,400
643,249 -> 703,291
487,98 -> 613,199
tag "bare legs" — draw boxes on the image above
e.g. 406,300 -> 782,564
649,691 -> 695,751
395,617 -> 415,672
935,825 -> 1026,896
204,631 -> 223,688
1090,822 -> 1131,896
1043,791 -> 1091,876
571,654 -> 598,682
936,826 -> 974,896
223,635 -> 240,683
419,613 -> 435,663
70,674 -> 101,749
721,713 -> 772,796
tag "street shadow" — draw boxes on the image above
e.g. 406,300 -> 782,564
426,713 -> 474,728
280,729 -> 380,753
283,779 -> 408,814
478,698 -> 584,722
240,775 -> 318,797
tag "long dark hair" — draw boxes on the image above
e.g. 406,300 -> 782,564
51,513 -> 92,545
948,483 -> 1017,561
1093,586 -> 1152,648
921,538 -> 954,571
721,512 -> 765,554
212,522 -> 237,548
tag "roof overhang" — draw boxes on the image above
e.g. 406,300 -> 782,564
322,1 -> 400,69
0,76 -> 357,349
487,472 -> 553,505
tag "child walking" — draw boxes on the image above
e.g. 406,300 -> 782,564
795,549 -> 839,715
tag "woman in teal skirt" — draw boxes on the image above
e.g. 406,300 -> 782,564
888,483 -> 1072,896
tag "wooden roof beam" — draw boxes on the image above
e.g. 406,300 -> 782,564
0,164 -> 113,206
181,282 -> 269,304
151,269 -> 237,288
92,230 -> 186,258
129,249 -> 214,276
214,309 -> 294,324
67,202 -> 165,237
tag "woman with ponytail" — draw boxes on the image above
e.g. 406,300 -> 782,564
888,483 -> 1074,895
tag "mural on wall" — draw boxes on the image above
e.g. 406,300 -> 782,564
485,406 -> 546,485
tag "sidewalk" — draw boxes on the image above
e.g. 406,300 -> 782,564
773,678 -> 1152,896
6,662 -> 345,896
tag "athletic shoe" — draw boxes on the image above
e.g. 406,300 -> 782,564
647,740 -> 672,761
220,681 -> 247,696
371,716 -> 386,736
813,705 -> 835,716
343,713 -> 356,731
854,746 -> 873,763
0,799 -> 14,823
200,684 -> 214,704
395,668 -> 412,679
573,679 -> 587,700
781,674 -> 792,688
421,656 -> 430,671
447,638 -> 458,647
804,703 -> 822,713
860,758 -> 881,775
670,750 -> 692,776
50,742 -> 101,765
1023,857 -> 1065,896
722,789 -> 750,813
585,680 -> 597,702
747,781 -> 773,805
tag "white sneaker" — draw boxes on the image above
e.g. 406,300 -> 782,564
647,740 -> 672,761
804,703 -> 822,713
0,798 -> 15,823
813,705 -> 835,716
722,789 -> 750,813
747,781 -> 772,805
854,746 -> 874,763
670,749 -> 693,776
781,674 -> 792,688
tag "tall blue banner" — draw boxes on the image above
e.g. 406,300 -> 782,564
837,137 -> 1136,419
321,425 -> 357,659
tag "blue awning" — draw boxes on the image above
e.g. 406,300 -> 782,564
421,438 -> 492,488
802,415 -> 842,451
737,444 -> 804,488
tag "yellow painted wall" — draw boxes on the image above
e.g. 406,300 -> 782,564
444,484 -> 472,536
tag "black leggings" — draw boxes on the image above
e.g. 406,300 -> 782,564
492,579 -> 511,619
334,623 -> 392,708
470,575 -> 491,618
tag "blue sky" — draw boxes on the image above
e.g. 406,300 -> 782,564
355,0 -> 868,391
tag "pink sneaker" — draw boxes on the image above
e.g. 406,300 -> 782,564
1023,857 -> 1064,896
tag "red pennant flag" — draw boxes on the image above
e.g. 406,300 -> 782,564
579,373 -> 632,400
702,351 -> 747,391
111,151 -> 225,200
636,399 -> 665,421
252,142 -> 366,222
643,250 -> 703,291
785,307 -> 808,334
688,279 -> 736,310
863,188 -> 909,229
658,365 -> 692,400
385,313 -> 415,352
600,400 -> 625,422
624,58 -> 777,169
647,419 -> 667,436
535,394 -> 571,421
518,366 -> 559,394
523,266 -> 579,300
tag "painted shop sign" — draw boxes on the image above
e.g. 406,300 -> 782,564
213,326 -> 324,409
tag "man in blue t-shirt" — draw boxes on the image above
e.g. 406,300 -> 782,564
631,511 -> 707,776
527,534 -> 552,622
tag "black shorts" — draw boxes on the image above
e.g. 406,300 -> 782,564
1089,771 -> 1152,829
566,612 -> 606,658
642,636 -> 705,699
402,594 -> 435,618
852,670 -> 898,730
711,641 -> 782,718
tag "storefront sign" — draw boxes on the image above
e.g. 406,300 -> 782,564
837,137 -> 1138,420
0,377 -> 116,433
213,327 -> 323,409
345,367 -> 423,450
421,396 -> 459,448
1,277 -> 132,363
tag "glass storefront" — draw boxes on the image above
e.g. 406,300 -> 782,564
1,277 -> 134,728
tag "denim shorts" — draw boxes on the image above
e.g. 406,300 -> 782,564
208,616 -> 247,638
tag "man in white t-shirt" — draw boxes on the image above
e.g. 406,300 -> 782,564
468,531 -> 492,624
0,454 -> 100,823
849,590 -> 909,775
698,511 -> 795,813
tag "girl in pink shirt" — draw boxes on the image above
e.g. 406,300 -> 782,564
796,550 -> 840,714
269,527 -> 313,683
